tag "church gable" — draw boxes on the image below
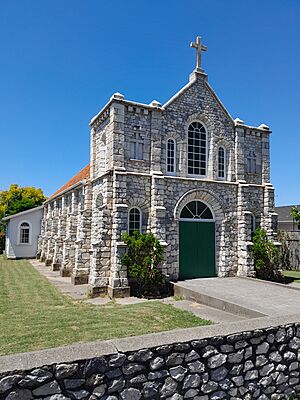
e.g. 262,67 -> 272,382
162,73 -> 234,140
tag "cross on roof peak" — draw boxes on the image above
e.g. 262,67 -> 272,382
190,36 -> 207,73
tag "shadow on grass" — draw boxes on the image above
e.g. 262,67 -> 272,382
284,276 -> 298,284
283,270 -> 300,285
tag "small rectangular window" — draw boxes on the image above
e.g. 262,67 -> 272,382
130,134 -> 144,160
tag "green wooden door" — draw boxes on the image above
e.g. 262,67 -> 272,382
179,221 -> 216,279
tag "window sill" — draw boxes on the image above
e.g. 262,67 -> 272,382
129,159 -> 145,162
166,172 -> 176,177
186,174 -> 207,179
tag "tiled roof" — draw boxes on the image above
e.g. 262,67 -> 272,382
49,164 -> 90,199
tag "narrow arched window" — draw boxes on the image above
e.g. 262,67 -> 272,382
20,222 -> 30,244
218,147 -> 226,179
166,138 -> 176,175
95,193 -> 103,208
99,133 -> 106,171
187,122 -> 207,176
247,151 -> 257,174
128,208 -> 141,235
250,213 -> 256,236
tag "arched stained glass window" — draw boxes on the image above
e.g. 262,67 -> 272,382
180,201 -> 213,220
218,146 -> 226,179
166,138 -> 176,175
187,122 -> 207,176
20,222 -> 30,244
128,208 -> 141,235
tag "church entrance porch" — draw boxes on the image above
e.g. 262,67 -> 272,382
178,200 -> 216,279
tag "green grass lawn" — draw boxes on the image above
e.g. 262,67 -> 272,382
283,269 -> 300,284
0,257 -> 211,355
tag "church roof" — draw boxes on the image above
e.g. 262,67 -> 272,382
49,164 -> 90,200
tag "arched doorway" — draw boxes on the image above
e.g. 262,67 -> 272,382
179,200 -> 216,279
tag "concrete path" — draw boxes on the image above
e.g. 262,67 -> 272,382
174,277 -> 300,318
29,260 -> 246,323
30,259 -> 88,300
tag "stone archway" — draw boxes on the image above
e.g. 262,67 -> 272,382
174,189 -> 225,279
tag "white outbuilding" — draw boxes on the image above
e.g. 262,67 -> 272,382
2,206 -> 43,259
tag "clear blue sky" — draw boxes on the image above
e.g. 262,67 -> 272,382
1,0 -> 299,205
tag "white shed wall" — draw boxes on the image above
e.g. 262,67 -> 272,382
5,208 -> 43,259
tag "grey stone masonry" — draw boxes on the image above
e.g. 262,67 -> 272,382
2,318 -> 300,399
38,48 -> 278,296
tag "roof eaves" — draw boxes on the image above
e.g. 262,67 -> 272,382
163,79 -> 195,109
236,123 -> 272,133
2,205 -> 44,221
205,81 -> 234,124
45,180 -> 86,203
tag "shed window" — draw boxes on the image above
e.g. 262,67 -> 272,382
20,222 -> 30,244
128,208 -> 141,235
187,122 -> 207,176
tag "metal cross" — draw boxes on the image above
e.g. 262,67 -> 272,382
190,36 -> 207,72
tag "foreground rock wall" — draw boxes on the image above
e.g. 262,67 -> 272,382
2,318 -> 300,400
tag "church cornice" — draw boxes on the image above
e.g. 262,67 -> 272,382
89,95 -> 163,128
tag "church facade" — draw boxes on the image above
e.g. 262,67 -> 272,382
38,38 -> 278,297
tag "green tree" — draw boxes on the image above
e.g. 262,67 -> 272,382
291,207 -> 300,230
121,231 -> 165,297
0,184 -> 46,233
252,228 -> 283,282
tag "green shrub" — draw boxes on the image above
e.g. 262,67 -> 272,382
121,231 -> 165,298
291,207 -> 300,230
252,228 -> 283,283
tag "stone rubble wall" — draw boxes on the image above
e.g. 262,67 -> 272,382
2,321 -> 300,400
38,185 -> 92,285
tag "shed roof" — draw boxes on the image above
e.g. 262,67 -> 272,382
2,206 -> 44,221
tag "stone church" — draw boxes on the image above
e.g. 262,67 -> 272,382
38,37 -> 278,297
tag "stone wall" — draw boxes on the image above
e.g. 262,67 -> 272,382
1,316 -> 300,399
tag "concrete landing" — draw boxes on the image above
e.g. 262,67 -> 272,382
164,299 -> 247,324
173,277 -> 300,318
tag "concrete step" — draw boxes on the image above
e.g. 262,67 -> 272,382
164,299 -> 248,323
173,280 -> 266,319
